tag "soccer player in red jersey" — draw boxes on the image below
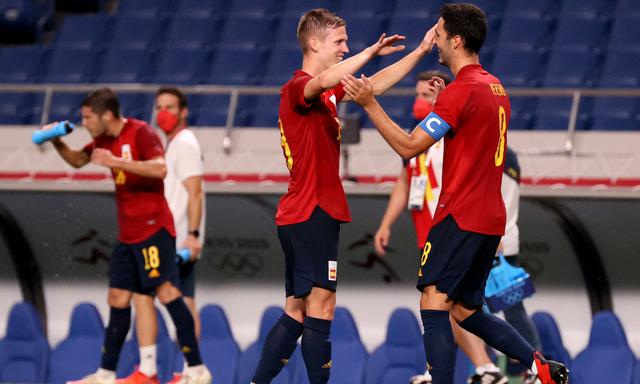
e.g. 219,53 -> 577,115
45,88 -> 211,384
252,8 -> 438,384
342,4 -> 568,384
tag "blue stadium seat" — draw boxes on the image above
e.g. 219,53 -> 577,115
390,0 -> 444,18
245,95 -> 280,127
199,304 -> 241,384
543,47 -> 599,87
552,15 -> 607,51
365,308 -> 425,384
218,15 -> 272,50
497,15 -> 552,50
164,16 -> 217,50
338,0 -> 388,18
0,302 -> 49,383
533,97 -> 590,131
48,93 -> 84,123
235,306 -> 301,384
364,95 -> 414,129
598,49 -> 640,87
226,0 -> 278,17
279,0 -> 340,17
48,303 -> 104,384
272,14 -> 304,50
190,94 -> 232,127
262,47 -> 303,86
615,0 -> 640,16
116,0 -> 170,18
559,0 -> 616,17
590,97 -> 639,131
0,93 -> 39,124
174,0 -> 226,19
206,46 -> 263,85
109,16 -> 162,50
0,45 -> 42,83
118,93 -> 151,121
337,14 -> 384,53
54,14 -> 110,49
634,360 -> 640,384
116,307 -> 180,383
145,48 -> 210,84
491,46 -> 543,87
96,47 -> 148,83
453,347 -> 476,384
0,0 -> 52,44
41,47 -> 97,83
570,311 -> 635,384
608,15 -> 640,51
504,0 -> 559,18
327,307 -> 368,384
506,97 -> 536,130
531,312 -> 572,367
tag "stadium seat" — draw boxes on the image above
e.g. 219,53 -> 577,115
144,48 -> 210,85
54,14 -> 110,50
262,47 -> 303,86
0,93 -> 38,124
115,0 -> 170,18
48,303 -> 104,384
41,47 -> 97,83
217,15 -> 272,50
118,93 -> 151,122
531,312 -> 572,367
190,94 -> 232,127
116,307 -> 180,383
615,0 -> 640,16
206,46 -> 263,85
338,0 -> 388,18
508,97 -> 536,130
272,13 -> 305,50
235,306 -> 301,384
504,0 -> 559,18
559,0 -> 616,17
598,49 -> 640,88
634,360 -> 640,384
533,97 -> 590,131
226,0 -> 278,18
590,97 -> 639,131
245,95 -> 280,128
497,15 -> 552,50
0,302 -> 49,383
0,0 -> 51,44
47,93 -> 84,123
543,47 -> 599,87
174,0 -> 226,19
164,16 -> 217,50
491,46 -> 543,87
552,15 -> 607,51
198,304 -> 241,384
608,15 -> 640,51
95,48 -> 148,83
327,307 -> 368,384
278,0 -> 339,17
109,16 -> 162,50
570,311 -> 635,383
0,45 -> 42,83
390,0 -> 443,18
365,308 -> 425,384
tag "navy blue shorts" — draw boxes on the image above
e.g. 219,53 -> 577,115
178,261 -> 196,298
109,227 -> 180,295
416,215 -> 500,309
278,206 -> 340,298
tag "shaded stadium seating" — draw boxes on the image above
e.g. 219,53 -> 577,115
598,49 -> 640,88
262,47 -> 303,86
634,361 -> 640,384
531,311 -> 572,367
543,47 -> 600,87
533,97 -> 590,131
173,0 -> 226,19
48,303 -> 104,384
504,0 -> 560,18
365,308 -> 425,384
559,0 -> 616,17
116,307 -> 180,383
491,46 -> 544,87
615,0 -> 640,16
205,46 -> 263,85
0,45 -> 42,83
54,14 -> 110,50
496,15 -> 552,50
108,16 -> 162,50
0,302 -> 49,383
198,304 -> 241,384
245,94 -> 280,127
190,94 -> 233,127
591,97 -> 640,131
235,306 -> 301,384
327,307 -> 368,384
570,311 -> 635,384
47,93 -> 84,123
95,47 -> 148,83
41,47 -> 97,83
164,16 -> 217,50
144,48 -> 210,84
115,0 -> 170,18
226,0 -> 278,18
279,0 -> 339,17
217,15 -> 272,50
0,0 -> 52,44
552,14 -> 607,51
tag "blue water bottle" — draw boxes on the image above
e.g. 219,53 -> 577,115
32,121 -> 74,145
176,248 -> 191,265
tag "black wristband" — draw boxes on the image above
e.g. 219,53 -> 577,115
188,229 -> 200,238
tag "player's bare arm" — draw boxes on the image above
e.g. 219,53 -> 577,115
342,74 -> 436,159
365,24 -> 437,96
304,33 -> 406,101
182,175 -> 203,260
375,167 -> 409,256
91,149 -> 167,179
42,121 -> 90,168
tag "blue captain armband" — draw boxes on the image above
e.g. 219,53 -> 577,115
418,112 -> 451,141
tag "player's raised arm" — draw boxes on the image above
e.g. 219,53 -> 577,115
342,74 -> 436,159
45,122 -> 90,168
304,33 -> 406,101
366,24 -> 438,96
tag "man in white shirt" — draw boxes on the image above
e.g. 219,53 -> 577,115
117,87 -> 205,384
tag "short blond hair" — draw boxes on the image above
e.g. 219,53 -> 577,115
297,9 -> 346,53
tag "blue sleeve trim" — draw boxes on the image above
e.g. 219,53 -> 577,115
418,112 -> 451,141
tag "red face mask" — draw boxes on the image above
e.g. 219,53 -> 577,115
412,98 -> 433,121
156,109 -> 179,134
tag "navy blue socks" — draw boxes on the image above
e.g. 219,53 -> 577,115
252,313 -> 304,384
165,297 -> 203,366
421,310 -> 455,384
301,316 -> 332,384
459,309 -> 535,368
101,306 -> 131,370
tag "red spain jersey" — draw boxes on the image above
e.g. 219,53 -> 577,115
84,118 -> 176,243
275,70 -> 352,225
430,64 -> 508,235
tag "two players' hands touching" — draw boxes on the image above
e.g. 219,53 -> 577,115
341,74 -> 375,107
368,33 -> 406,56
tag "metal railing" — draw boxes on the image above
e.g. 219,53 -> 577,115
1,83 -> 639,155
